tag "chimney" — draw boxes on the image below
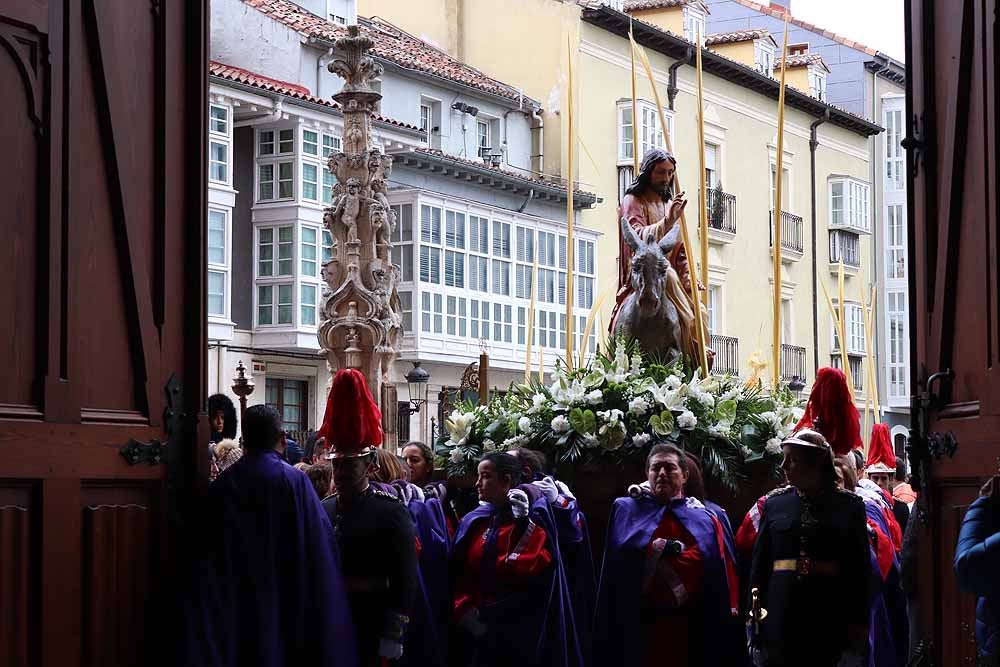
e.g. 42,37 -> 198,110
769,0 -> 791,10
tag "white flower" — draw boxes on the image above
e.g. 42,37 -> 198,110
765,438 -> 783,455
720,386 -> 742,403
650,383 -> 683,409
549,379 -> 587,408
741,445 -> 753,458
686,376 -> 715,409
518,416 -> 532,433
445,410 -> 476,446
529,393 -> 547,414
662,375 -> 682,391
483,439 -> 496,452
551,415 -> 570,433
630,352 -> 644,376
677,410 -> 698,430
791,407 -> 805,422
581,433 -> 599,448
628,395 -> 651,416
586,389 -> 603,405
597,408 -> 625,427
502,434 -> 529,449
449,448 -> 465,463
708,423 -> 729,437
632,432 -> 651,447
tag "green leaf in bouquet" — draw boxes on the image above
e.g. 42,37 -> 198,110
568,407 -> 597,435
715,399 -> 737,425
583,369 -> 605,389
599,425 -> 625,450
650,410 -> 675,436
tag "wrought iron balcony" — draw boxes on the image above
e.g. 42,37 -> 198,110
780,343 -> 806,382
769,210 -> 805,254
707,187 -> 737,235
710,334 -> 740,376
829,230 -> 861,268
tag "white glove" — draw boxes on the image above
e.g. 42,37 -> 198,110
457,608 -> 488,638
393,481 -> 424,504
628,480 -> 652,499
508,489 -> 530,518
424,481 -> 448,501
554,479 -> 576,501
533,476 -> 559,503
378,638 -> 404,660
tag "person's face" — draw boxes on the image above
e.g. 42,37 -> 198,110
869,472 -> 892,493
781,445 -> 823,491
331,456 -> 372,495
476,460 -> 511,505
210,410 -> 225,434
402,445 -> 431,485
647,453 -> 688,501
650,160 -> 675,194
834,464 -> 846,490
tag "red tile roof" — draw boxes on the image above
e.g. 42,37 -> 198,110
775,52 -> 831,72
705,28 -> 773,46
731,0 -> 878,56
209,61 -> 421,132
241,0 -> 539,109
624,0 -> 706,10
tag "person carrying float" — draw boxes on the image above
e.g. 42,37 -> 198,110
450,451 -> 583,667
594,443 -> 740,667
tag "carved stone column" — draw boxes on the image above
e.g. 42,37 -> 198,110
318,26 -> 402,448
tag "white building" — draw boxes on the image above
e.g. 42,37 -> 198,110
207,0 -> 599,444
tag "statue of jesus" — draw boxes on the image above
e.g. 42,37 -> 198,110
610,148 -> 710,365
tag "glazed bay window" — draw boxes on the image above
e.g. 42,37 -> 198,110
258,226 -> 294,277
576,239 -> 595,309
755,41 -> 775,77
390,204 -> 414,282
831,302 -> 865,355
301,227 -> 319,277
300,284 -> 317,326
809,70 -> 828,101
617,101 -> 673,164
886,290 -> 908,400
492,220 -> 511,296
257,283 -> 294,326
257,127 -> 295,202
420,205 -> 442,284
683,5 -> 706,43
444,210 -> 465,288
515,227 -> 535,299
207,208 -> 229,318
208,104 -> 231,186
829,178 -> 871,233
469,215 -> 489,292
884,107 -> 905,191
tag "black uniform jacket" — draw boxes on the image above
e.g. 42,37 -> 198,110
749,485 -> 871,664
323,485 -> 418,666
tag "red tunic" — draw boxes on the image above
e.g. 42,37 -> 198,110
453,518 -> 553,620
641,510 -> 703,667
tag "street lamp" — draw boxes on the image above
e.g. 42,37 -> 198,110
788,375 -> 806,396
401,361 -> 430,416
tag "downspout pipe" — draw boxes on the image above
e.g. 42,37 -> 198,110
810,110 -> 830,375
530,108 -> 544,176
666,48 -> 693,110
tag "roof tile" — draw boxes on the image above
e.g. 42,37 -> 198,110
774,51 -> 831,72
241,0 -> 539,108
731,0 -> 878,56
209,60 -> 421,131
705,28 -> 772,46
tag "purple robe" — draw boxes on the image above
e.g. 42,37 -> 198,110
864,499 -> 908,667
452,488 -> 585,667
401,492 -> 452,667
180,450 -> 357,667
594,495 -> 739,667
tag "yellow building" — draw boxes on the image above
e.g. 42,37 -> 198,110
359,0 -> 882,393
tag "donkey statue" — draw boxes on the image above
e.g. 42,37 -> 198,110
611,216 -> 683,362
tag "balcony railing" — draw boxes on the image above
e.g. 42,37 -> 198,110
829,230 -> 861,267
707,187 -> 737,235
710,334 -> 740,376
769,210 -> 805,254
831,355 -> 865,392
780,343 -> 806,382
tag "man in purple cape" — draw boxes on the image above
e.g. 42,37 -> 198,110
180,405 -> 358,667
594,444 -> 739,667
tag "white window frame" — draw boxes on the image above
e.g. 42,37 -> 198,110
829,177 -> 871,233
617,100 -> 673,165
391,203 -> 415,283
207,207 -> 230,321
885,289 -> 908,402
476,119 -> 493,158
884,106 -> 905,192
256,127 -> 296,203
683,6 -> 706,44
754,40 -> 775,78
831,301 -> 865,356
208,103 -> 232,186
808,68 -> 828,101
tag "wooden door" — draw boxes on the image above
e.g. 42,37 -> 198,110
0,1 -> 207,665
905,0 -> 998,663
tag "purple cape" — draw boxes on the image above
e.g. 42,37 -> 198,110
550,496 -> 597,664
179,450 -> 358,667
452,491 -> 585,667
401,493 -> 451,667
594,495 -> 739,667
864,500 -> 908,667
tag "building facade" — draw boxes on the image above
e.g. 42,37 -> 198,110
207,0 -> 598,444
358,0 -> 881,411
703,0 -> 911,450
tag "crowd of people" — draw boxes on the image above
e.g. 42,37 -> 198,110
180,366 -> 998,667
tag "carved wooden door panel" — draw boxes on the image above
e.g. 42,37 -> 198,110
906,0 -> 999,663
0,1 -> 206,666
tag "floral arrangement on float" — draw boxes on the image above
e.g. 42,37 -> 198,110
435,338 -> 804,493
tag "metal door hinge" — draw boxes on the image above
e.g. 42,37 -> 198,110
120,374 -> 184,466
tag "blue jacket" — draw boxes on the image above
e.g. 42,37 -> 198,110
954,495 -> 1000,657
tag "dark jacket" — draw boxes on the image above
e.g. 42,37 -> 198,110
750,485 -> 872,666
323,485 -> 418,667
954,494 -> 1000,657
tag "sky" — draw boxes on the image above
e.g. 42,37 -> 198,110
790,0 -> 905,61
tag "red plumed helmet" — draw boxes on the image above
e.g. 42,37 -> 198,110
866,423 -> 895,474
794,367 -> 861,456
318,369 -> 383,458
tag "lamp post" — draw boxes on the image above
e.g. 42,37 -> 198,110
231,360 -> 255,429
400,361 -> 430,418
788,375 -> 806,397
